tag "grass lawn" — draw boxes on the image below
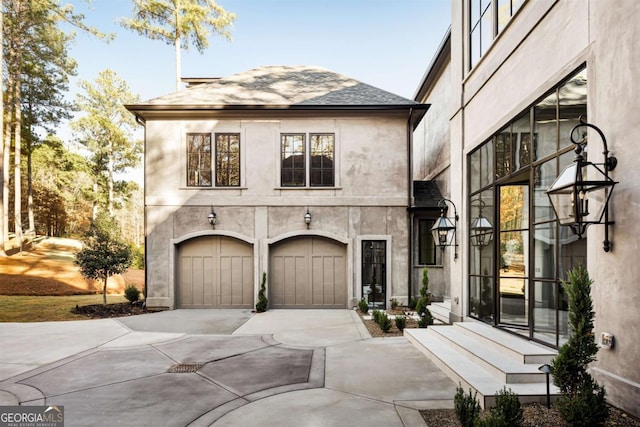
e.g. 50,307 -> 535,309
0,295 -> 128,322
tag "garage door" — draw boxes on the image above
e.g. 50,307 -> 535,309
178,236 -> 254,308
270,236 -> 346,308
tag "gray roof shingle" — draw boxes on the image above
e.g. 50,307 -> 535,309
143,65 -> 420,106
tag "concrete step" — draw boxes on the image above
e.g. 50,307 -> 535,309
427,301 -> 450,324
405,324 -> 559,409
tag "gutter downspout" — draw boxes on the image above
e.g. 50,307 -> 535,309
407,108 -> 414,305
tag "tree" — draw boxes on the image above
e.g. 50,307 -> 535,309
119,0 -> 236,91
416,267 -> 434,327
75,213 -> 132,306
551,265 -> 609,426
72,69 -> 142,216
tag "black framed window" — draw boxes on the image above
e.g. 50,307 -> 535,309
310,134 -> 334,186
281,134 -> 306,187
187,133 -> 212,187
418,219 -> 437,265
215,133 -> 240,187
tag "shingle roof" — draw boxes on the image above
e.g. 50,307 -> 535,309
143,65 -> 420,106
412,180 -> 444,210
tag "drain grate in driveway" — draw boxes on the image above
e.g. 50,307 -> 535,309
166,363 -> 204,373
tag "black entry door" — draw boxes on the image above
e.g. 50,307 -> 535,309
362,240 -> 386,309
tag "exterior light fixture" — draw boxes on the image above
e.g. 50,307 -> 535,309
546,116 -> 617,252
207,207 -> 217,229
538,364 -> 552,409
431,198 -> 459,259
470,198 -> 493,247
304,209 -> 312,229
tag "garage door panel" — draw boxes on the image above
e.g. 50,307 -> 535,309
271,237 -> 346,308
178,237 -> 253,309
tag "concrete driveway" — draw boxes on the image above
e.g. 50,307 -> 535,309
0,309 -> 456,426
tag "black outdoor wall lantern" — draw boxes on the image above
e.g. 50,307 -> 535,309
546,116 -> 618,252
470,199 -> 493,248
431,198 -> 459,259
207,207 -> 217,229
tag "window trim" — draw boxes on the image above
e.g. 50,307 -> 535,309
186,132 -> 212,188
214,133 -> 241,187
279,132 -> 336,188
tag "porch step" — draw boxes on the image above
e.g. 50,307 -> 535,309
427,300 -> 451,324
405,323 -> 559,408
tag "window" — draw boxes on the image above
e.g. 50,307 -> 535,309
187,133 -> 212,187
281,133 -> 335,187
215,133 -> 240,187
469,0 -> 524,69
418,219 -> 437,265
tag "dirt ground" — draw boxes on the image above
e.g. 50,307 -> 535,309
0,237 -> 144,296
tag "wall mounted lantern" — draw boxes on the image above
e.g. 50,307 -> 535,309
431,198 -> 458,259
470,198 -> 493,247
304,209 -> 312,229
207,207 -> 217,229
546,116 -> 618,252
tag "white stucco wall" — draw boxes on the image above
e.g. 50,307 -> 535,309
446,0 -> 640,416
144,114 -> 412,310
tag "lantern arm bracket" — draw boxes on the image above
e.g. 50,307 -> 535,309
570,115 -> 617,171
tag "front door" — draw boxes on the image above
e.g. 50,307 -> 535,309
362,240 -> 386,309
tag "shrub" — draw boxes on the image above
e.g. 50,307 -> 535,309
552,265 -> 609,426
394,314 -> 406,332
416,268 -> 433,327
255,272 -> 268,312
372,309 -> 382,323
377,312 -> 392,332
454,385 -> 481,427
358,298 -> 369,314
417,311 -> 433,328
124,284 -> 141,303
389,298 -> 399,310
475,411 -> 507,427
408,296 -> 418,310
493,387 -> 523,426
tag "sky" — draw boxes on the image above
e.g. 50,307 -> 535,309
62,0 -> 451,180
66,0 -> 451,101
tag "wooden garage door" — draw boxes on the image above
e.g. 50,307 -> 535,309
270,237 -> 346,308
178,236 -> 253,308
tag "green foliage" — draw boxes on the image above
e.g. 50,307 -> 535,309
408,296 -> 418,310
75,213 -> 132,305
372,309 -> 382,323
255,272 -> 268,312
394,315 -> 406,332
551,265 -> 609,426
389,298 -> 399,310
475,411 -> 507,427
358,298 -> 369,314
454,385 -> 481,427
129,243 -> 145,269
377,312 -> 392,332
415,268 -> 434,327
124,284 -> 141,303
493,387 -> 523,426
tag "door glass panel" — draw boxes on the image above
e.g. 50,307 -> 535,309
533,223 -> 555,279
362,241 -> 386,309
533,280 -> 557,344
533,159 -> 556,222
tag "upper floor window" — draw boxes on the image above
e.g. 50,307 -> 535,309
187,133 -> 212,187
281,133 -> 334,187
215,133 -> 240,186
469,0 -> 525,69
187,132 -> 241,187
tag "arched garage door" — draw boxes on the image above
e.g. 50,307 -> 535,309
270,236 -> 347,308
178,236 -> 254,308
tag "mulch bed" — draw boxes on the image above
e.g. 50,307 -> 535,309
420,403 -> 640,426
71,301 -> 147,318
357,308 -> 419,337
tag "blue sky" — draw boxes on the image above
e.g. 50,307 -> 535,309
67,0 -> 451,101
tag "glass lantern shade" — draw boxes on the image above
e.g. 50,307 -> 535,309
431,215 -> 456,248
470,216 -> 493,247
546,160 -> 616,237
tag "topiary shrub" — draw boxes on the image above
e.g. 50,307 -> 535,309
358,298 -> 369,314
255,272 -> 268,313
454,385 -> 481,427
124,284 -> 141,303
394,314 -> 406,332
372,309 -> 382,323
493,387 -> 523,426
551,265 -> 609,427
377,312 -> 392,332
416,268 -> 434,327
